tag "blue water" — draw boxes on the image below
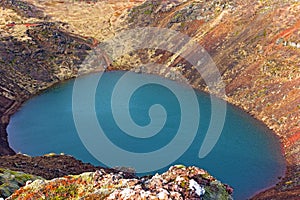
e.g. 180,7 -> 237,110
7,71 -> 285,199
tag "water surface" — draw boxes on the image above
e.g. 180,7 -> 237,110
8,71 -> 285,199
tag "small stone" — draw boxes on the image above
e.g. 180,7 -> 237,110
189,179 -> 205,196
157,189 -> 169,199
25,180 -> 32,186
276,38 -> 283,45
289,42 -> 297,47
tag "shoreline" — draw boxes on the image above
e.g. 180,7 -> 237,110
0,0 -> 299,199
3,69 -> 288,199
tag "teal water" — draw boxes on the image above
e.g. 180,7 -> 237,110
8,71 -> 285,199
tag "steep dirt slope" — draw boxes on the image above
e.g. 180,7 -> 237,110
122,0 -> 300,166
0,1 -> 95,156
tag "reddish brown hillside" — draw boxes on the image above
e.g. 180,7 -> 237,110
0,0 -> 299,199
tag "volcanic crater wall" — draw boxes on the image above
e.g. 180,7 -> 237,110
0,0 -> 299,199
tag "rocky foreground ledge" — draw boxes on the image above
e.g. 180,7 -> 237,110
5,164 -> 233,200
0,154 -> 233,199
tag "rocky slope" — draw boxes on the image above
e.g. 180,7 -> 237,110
110,0 -> 300,198
0,154 -> 136,198
0,0 -> 299,199
0,0 -> 96,156
7,165 -> 233,200
119,0 -> 300,165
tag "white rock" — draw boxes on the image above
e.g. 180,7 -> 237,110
120,188 -> 134,198
25,180 -> 32,186
170,191 -> 182,199
175,176 -> 185,182
290,42 -> 297,47
140,190 -> 151,198
189,179 -> 205,196
157,189 -> 169,199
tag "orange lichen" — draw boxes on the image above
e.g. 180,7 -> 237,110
286,132 -> 300,147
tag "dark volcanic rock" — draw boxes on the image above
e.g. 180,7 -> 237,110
0,0 -> 46,19
0,154 -> 135,180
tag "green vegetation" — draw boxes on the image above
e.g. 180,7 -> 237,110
143,9 -> 152,15
0,168 -> 42,198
